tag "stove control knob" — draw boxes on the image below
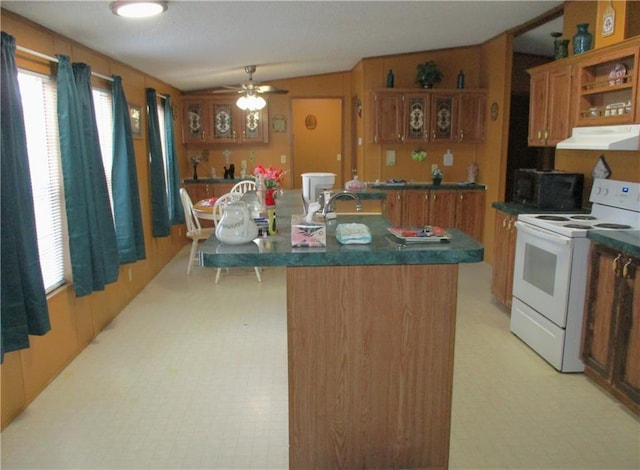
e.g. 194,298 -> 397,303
603,188 -> 609,196
594,186 -> 602,195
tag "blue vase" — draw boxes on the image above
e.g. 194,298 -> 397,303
573,23 -> 592,55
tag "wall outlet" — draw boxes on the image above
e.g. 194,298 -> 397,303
432,163 -> 438,173
280,154 -> 287,163
337,154 -> 342,161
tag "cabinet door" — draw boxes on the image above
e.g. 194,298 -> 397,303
385,190 -> 403,226
183,100 -> 207,143
374,92 -> 403,143
239,108 -> 269,143
403,94 -> 430,143
184,183 -> 212,202
430,94 -> 458,142
457,93 -> 486,143
490,211 -> 516,309
212,183 -> 234,197
428,190 -> 457,228
582,244 -> 618,379
612,255 -> 640,410
402,190 -> 430,226
545,66 -> 573,145
455,190 -> 485,241
528,72 -> 549,146
210,102 -> 238,143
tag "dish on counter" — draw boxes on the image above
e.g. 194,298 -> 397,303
387,226 -> 451,243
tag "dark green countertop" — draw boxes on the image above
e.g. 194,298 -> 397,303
492,201 -> 588,215
199,190 -> 483,268
183,178 -> 247,184
371,182 -> 486,190
587,230 -> 640,258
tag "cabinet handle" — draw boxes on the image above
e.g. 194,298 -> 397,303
537,130 -> 542,140
432,131 -> 437,140
544,129 -> 549,140
374,135 -> 378,144
502,216 -> 508,228
458,129 -> 464,142
623,258 -> 632,279
459,193 -> 464,201
613,253 -> 622,273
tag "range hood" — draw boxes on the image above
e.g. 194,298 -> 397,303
556,124 -> 640,151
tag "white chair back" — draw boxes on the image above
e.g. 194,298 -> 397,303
230,180 -> 257,194
179,188 -> 201,233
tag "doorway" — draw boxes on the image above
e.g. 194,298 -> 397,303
291,98 -> 343,189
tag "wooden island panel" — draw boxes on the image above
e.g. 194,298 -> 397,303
287,263 -> 458,469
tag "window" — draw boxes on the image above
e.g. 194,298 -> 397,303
18,71 -> 115,294
18,71 -> 65,292
92,87 -> 114,210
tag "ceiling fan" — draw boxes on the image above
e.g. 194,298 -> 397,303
212,65 -> 288,111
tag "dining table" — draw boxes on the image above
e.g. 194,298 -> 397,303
192,198 -> 216,221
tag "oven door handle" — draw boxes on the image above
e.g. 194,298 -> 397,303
514,221 -> 571,246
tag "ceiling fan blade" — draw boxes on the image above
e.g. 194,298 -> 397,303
209,87 -> 243,94
256,85 -> 289,94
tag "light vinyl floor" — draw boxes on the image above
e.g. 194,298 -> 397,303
2,248 -> 639,469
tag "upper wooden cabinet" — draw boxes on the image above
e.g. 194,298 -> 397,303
574,45 -> 639,126
528,64 -> 573,147
182,96 -> 269,144
372,89 -> 486,144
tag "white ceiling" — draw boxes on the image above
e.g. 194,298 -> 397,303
2,0 -> 563,92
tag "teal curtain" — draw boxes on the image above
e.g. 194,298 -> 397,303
146,88 -> 170,237
164,96 -> 184,225
57,56 -> 119,297
1,32 -> 51,361
111,76 -> 146,264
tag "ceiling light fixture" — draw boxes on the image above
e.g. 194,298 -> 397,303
236,90 -> 266,111
111,1 -> 168,18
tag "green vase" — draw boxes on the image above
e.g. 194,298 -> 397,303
432,176 -> 442,186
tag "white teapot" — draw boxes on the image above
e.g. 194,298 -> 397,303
215,200 -> 258,244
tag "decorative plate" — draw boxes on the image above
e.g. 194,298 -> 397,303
387,226 -> 452,243
608,63 -> 627,86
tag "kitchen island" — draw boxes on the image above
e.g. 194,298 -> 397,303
200,191 -> 483,469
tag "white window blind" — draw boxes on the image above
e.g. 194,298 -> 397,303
18,71 -> 66,293
92,87 -> 114,212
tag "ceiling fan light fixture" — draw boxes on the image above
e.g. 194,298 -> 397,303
111,1 -> 168,18
236,94 -> 266,111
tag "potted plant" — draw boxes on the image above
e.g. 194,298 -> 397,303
432,167 -> 443,185
416,61 -> 443,88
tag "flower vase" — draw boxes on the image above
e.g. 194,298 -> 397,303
265,188 -> 276,207
572,23 -> 592,55
192,163 -> 199,180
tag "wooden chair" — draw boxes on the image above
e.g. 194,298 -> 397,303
179,188 -> 215,275
230,179 -> 257,194
212,192 -> 262,284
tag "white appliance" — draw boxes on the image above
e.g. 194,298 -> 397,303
511,178 -> 640,372
556,124 -> 640,150
301,172 -> 335,212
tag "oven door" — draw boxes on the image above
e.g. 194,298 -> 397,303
512,221 -> 573,327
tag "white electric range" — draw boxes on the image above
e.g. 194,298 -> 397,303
510,178 -> 640,372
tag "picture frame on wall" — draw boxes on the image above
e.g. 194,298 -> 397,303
129,103 -> 142,139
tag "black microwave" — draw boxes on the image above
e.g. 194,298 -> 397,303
513,169 -> 584,210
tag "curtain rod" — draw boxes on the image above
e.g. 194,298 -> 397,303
16,44 -> 169,99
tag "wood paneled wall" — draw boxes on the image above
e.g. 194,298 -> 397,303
0,10 -> 187,430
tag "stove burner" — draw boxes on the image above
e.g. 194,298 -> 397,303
564,223 -> 592,229
593,223 -> 632,230
535,215 -> 570,221
570,215 -> 597,221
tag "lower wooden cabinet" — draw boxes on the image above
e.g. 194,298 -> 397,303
490,209 -> 517,309
581,243 -> 640,416
384,189 -> 485,241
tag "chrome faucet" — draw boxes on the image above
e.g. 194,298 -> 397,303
321,190 -> 362,217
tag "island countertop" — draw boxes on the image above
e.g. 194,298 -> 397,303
199,190 -> 484,268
